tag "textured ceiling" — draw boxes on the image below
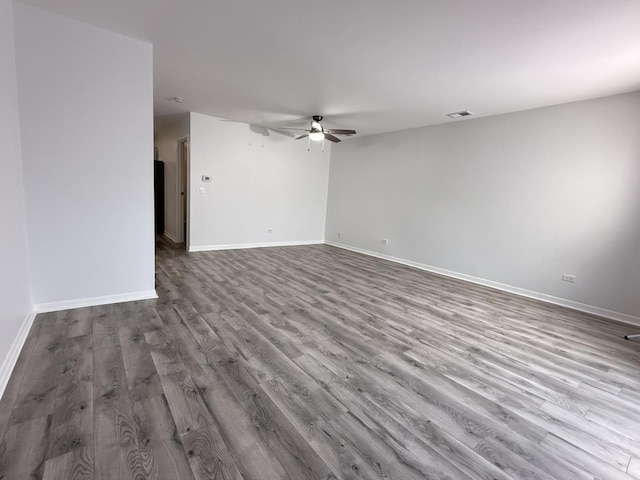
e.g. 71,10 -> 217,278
15,0 -> 640,136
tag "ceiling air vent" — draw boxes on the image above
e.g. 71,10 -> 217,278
446,110 -> 474,119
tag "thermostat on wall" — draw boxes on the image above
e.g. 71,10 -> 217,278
201,175 -> 212,182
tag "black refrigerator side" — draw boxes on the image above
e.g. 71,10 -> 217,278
154,160 -> 165,234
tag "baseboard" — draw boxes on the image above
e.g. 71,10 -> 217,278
189,240 -> 324,253
325,241 -> 640,328
34,289 -> 158,313
163,231 -> 178,243
0,312 -> 37,399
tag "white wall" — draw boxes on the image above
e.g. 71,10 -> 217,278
14,5 -> 156,308
189,113 -> 330,250
326,92 -> 640,320
154,113 -> 190,242
0,0 -> 32,387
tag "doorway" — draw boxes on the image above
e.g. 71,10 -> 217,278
178,137 -> 189,250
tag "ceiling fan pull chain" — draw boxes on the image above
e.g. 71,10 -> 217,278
307,136 -> 311,151
322,137 -> 325,152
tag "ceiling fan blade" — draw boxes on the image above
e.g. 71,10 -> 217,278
324,133 -> 341,143
295,133 -> 310,140
324,129 -> 356,135
276,127 -> 310,131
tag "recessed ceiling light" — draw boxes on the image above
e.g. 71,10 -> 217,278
446,110 -> 474,119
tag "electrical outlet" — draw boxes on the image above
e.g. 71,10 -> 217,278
562,274 -> 576,283
382,238 -> 389,245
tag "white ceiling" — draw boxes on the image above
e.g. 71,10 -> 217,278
15,0 -> 640,137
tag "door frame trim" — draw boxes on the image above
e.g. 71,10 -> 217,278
177,135 -> 190,249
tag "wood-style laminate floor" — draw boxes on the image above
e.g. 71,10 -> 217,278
1,238 -> 640,479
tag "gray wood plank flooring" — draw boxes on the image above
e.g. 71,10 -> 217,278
1,236 -> 640,479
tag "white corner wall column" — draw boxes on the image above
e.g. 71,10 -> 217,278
14,4 -> 156,308
0,0 -> 34,399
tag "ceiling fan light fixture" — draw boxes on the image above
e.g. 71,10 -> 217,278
309,130 -> 325,142
290,115 -> 355,145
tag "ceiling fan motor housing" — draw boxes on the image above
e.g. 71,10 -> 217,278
292,115 -> 356,143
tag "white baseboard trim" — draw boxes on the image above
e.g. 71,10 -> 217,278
325,241 -> 640,328
189,240 -> 324,253
163,231 -> 178,243
34,290 -> 158,313
0,311 -> 37,399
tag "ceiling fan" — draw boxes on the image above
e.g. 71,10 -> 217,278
280,115 -> 356,143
